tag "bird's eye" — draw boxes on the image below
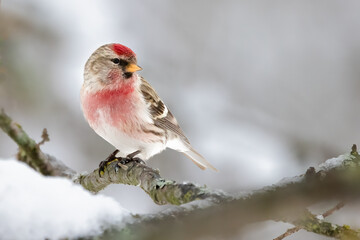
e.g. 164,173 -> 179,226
111,58 -> 129,66
111,58 -> 120,64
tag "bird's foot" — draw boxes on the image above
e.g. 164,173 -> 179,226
99,149 -> 119,177
99,150 -> 146,176
118,157 -> 145,165
119,150 -> 146,165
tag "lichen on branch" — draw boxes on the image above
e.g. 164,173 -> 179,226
77,159 -> 227,205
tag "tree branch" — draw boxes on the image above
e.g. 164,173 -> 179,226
76,160 -> 229,205
2,109 -> 360,239
0,109 -> 74,177
0,109 -> 229,205
110,150 -> 360,240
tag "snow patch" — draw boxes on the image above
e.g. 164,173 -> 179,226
276,175 -> 304,186
318,154 -> 351,171
277,154 -> 353,186
0,159 -> 130,240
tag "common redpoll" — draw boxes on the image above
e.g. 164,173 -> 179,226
80,43 -> 216,171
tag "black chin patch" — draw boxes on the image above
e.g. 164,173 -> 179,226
123,72 -> 133,79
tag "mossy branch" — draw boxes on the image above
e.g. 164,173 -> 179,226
0,109 -> 74,177
291,209 -> 358,240
76,160 -> 229,205
0,109 -> 228,205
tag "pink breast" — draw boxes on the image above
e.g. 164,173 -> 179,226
81,82 -> 137,128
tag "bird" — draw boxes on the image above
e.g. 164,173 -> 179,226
80,43 -> 216,172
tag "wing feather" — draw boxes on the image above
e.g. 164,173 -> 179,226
140,77 -> 189,143
139,77 -> 217,171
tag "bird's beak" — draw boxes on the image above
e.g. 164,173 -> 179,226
125,63 -> 142,73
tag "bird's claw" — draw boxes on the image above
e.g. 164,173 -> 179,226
132,157 -> 146,165
99,158 -> 119,177
99,149 -> 120,177
118,157 -> 145,165
119,150 -> 146,165
109,157 -> 145,173
98,150 -> 146,177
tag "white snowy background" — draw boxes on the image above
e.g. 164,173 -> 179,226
0,0 -> 360,239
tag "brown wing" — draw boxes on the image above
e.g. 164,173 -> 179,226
140,77 -> 190,144
140,77 -> 217,171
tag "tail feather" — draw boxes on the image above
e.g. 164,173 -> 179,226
183,148 -> 217,171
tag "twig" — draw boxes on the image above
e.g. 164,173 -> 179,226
274,201 -> 346,239
322,201 -> 346,218
37,128 -> 49,146
273,226 -> 301,240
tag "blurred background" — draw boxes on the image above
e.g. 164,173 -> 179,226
1,0 -> 360,239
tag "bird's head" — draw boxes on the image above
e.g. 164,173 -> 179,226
83,43 -> 142,89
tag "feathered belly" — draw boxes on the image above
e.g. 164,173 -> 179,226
87,106 -> 166,159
